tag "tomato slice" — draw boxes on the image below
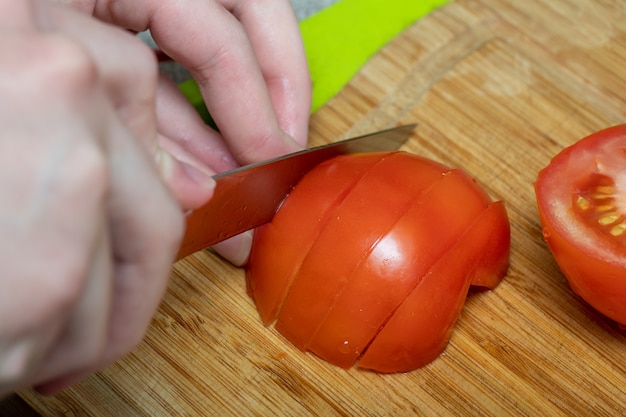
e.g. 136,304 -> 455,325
535,124 -> 626,326
358,201 -> 510,372
274,153 -> 449,350
247,153 -> 385,324
307,169 -> 492,369
246,151 -> 511,372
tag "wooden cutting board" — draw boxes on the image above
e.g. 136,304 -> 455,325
20,0 -> 626,415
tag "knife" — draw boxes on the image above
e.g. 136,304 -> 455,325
177,124 -> 416,259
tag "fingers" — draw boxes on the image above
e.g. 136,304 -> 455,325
0,0 -> 36,30
54,0 -> 311,266
102,115 -> 184,364
0,0 -> 186,394
33,227 -> 113,391
0,1 -> 310,397
82,0 -> 310,164
155,137 -> 216,210
33,76 -> 185,397
152,0 -> 302,163
43,3 -> 216,210
37,120 -> 185,396
154,75 -> 238,174
211,231 -> 254,267
222,0 -> 311,146
0,25 -> 112,392
51,8 -> 157,143
39,113 -> 185,394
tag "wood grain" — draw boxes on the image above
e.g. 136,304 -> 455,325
20,0 -> 626,415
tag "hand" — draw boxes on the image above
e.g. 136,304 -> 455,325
53,0 -> 312,265
0,0 -> 185,396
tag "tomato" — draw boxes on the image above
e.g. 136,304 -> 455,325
246,151 -> 510,372
246,153 -> 386,325
358,201 -> 510,372
535,124 -> 626,327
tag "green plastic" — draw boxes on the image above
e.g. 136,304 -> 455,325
180,0 -> 450,119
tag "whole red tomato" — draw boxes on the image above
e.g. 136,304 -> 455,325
247,151 -> 510,372
535,125 -> 626,327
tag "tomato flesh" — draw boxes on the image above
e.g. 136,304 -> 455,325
573,173 -> 626,247
247,151 -> 510,372
535,124 -> 626,326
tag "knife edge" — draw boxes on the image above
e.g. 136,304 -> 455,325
177,124 -> 416,260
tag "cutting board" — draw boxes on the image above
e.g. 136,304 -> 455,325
20,0 -> 626,415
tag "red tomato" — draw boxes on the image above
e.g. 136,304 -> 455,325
358,201 -> 510,372
246,151 -> 510,372
535,124 -> 626,327
246,153 -> 385,325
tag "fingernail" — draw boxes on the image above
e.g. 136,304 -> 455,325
181,160 -> 216,190
282,130 -> 304,153
154,147 -> 175,179
155,147 -> 216,190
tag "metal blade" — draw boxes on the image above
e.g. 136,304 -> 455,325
177,124 -> 416,259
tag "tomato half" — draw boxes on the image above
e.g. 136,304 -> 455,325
246,151 -> 510,372
535,124 -> 626,327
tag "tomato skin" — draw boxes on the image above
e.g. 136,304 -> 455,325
247,151 -> 510,372
307,169 -> 493,369
358,202 -> 510,372
273,152 -> 450,351
538,214 -> 626,324
246,153 -> 385,324
535,125 -> 626,326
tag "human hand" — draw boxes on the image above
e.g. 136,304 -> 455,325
0,0 -> 186,396
53,0 -> 312,265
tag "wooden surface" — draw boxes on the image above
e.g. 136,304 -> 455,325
20,0 -> 626,415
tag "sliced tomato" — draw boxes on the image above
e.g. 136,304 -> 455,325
274,152 -> 449,350
358,202 -> 510,372
246,151 -> 510,372
307,169 -> 492,369
246,153 -> 385,324
535,124 -> 626,326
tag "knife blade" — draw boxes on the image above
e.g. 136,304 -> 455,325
177,124 -> 416,259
